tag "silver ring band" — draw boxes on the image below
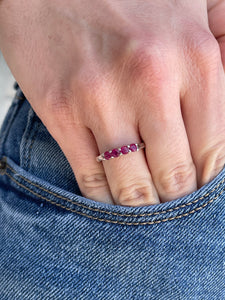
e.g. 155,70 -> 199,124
96,142 -> 145,162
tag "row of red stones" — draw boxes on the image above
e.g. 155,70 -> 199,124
103,144 -> 138,160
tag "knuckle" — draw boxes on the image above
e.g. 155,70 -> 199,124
201,145 -> 225,185
159,163 -> 196,197
82,173 -> 108,191
74,71 -> 112,123
44,88 -> 77,128
45,89 -> 73,116
188,32 -> 221,70
127,38 -> 170,85
117,182 -> 152,206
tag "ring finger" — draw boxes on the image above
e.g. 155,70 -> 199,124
93,122 -> 160,206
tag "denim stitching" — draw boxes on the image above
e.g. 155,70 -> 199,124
27,122 -> 41,170
5,170 -> 222,225
22,110 -> 40,170
5,163 -> 225,217
22,108 -> 33,169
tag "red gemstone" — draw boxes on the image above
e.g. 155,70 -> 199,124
111,148 -> 121,157
129,144 -> 137,152
104,151 -> 112,160
121,146 -> 129,154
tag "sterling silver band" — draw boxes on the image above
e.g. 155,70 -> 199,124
96,142 -> 145,162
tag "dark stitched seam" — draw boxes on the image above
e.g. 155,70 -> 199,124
5,170 -> 222,225
22,109 -> 37,169
6,163 -> 225,217
27,122 -> 41,170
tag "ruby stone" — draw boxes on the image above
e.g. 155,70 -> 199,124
121,146 -> 129,154
129,144 -> 137,152
104,151 -> 112,160
111,148 -> 121,157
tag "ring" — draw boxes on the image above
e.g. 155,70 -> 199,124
96,142 -> 145,162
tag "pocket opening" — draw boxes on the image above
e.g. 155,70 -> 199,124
1,156 -> 224,226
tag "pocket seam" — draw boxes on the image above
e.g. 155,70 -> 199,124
5,170 -> 223,225
20,108 -> 41,171
6,162 -> 225,217
27,122 -> 41,171
4,162 -> 224,225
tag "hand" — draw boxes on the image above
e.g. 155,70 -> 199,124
1,0 -> 225,206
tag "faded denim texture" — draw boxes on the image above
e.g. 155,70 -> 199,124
0,86 -> 224,300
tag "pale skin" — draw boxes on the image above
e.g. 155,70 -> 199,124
0,0 -> 225,206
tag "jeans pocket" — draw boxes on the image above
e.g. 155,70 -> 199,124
0,158 -> 225,300
1,154 -> 225,225
0,156 -> 225,299
1,89 -> 223,225
0,88 -> 225,299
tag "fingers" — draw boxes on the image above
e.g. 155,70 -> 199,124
139,90 -> 197,203
208,0 -> 225,70
93,124 -> 160,206
181,53 -> 225,187
52,125 -> 114,205
217,36 -> 225,72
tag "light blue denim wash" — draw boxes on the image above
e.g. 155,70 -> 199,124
0,84 -> 224,300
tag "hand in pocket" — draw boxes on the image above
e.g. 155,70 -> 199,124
0,0 -> 225,206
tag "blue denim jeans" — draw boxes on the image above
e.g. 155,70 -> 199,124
0,85 -> 224,300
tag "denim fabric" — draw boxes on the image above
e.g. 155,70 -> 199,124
0,85 -> 224,300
